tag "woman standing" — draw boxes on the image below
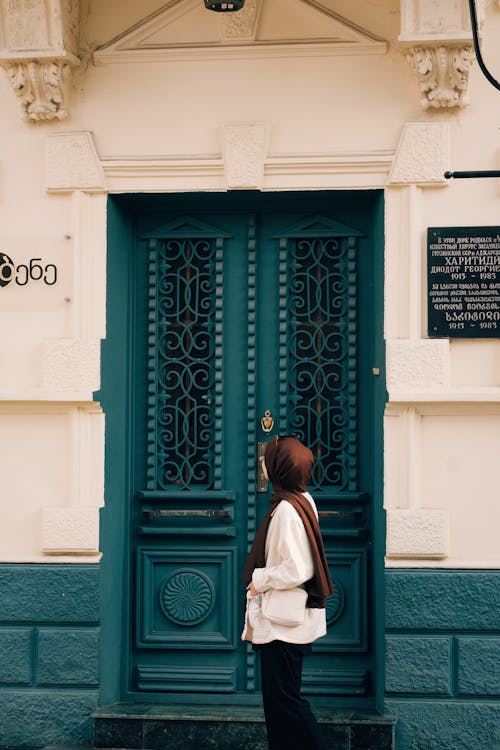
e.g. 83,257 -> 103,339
242,435 -> 333,750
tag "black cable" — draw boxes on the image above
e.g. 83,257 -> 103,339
468,0 -> 500,91
444,4 -> 500,178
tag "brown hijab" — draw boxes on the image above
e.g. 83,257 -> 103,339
242,436 -> 334,608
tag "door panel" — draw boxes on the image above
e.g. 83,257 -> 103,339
129,197 -> 378,703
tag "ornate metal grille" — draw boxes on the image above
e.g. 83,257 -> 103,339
284,232 -> 358,491
146,225 -> 224,490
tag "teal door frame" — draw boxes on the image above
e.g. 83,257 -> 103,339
97,190 -> 386,711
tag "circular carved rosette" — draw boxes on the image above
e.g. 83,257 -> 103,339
326,577 -> 345,625
160,568 -> 215,626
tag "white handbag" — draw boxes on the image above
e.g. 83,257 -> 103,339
261,587 -> 308,626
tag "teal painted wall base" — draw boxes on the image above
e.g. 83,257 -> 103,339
0,564 -> 100,748
385,569 -> 500,750
3,565 -> 498,748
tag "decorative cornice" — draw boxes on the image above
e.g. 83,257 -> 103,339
0,0 -> 80,121
405,44 -> 474,109
99,150 -> 393,192
94,0 -> 386,64
95,40 -> 386,65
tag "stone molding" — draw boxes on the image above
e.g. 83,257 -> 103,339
100,150 -> 393,193
389,122 -> 449,185
94,0 -> 386,64
222,122 -> 271,190
386,339 -> 450,391
41,338 -> 100,392
399,0 -> 480,109
0,0 -> 80,121
386,509 -> 449,559
45,132 -> 106,192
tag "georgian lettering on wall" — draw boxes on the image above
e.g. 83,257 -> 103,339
0,251 -> 58,287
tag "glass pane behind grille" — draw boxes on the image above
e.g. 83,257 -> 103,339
153,238 -> 216,489
287,237 -> 357,491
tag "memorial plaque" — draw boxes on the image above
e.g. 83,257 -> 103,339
428,226 -> 500,338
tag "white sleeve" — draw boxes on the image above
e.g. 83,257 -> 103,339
252,502 -> 314,593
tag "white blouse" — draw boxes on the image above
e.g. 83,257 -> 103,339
241,491 -> 327,645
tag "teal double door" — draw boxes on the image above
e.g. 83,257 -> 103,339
105,190 -> 384,707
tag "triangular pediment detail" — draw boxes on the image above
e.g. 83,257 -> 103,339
274,214 -> 364,238
143,216 -> 232,239
95,0 -> 386,62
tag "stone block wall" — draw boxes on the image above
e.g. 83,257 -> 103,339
0,564 -> 100,748
385,570 -> 500,750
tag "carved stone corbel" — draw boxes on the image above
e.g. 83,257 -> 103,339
0,0 -> 80,122
399,0 -> 482,109
406,44 -> 474,109
6,59 -> 71,121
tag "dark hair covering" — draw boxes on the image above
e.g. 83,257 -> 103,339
264,435 -> 314,492
242,436 -> 334,608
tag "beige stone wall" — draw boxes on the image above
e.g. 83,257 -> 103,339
0,0 -> 499,566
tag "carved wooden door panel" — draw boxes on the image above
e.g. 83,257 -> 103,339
129,198 -> 378,705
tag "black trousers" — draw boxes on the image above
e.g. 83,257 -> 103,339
258,640 -> 329,750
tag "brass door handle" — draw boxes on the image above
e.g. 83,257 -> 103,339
256,441 -> 268,492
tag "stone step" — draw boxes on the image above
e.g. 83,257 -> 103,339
91,703 -> 396,750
